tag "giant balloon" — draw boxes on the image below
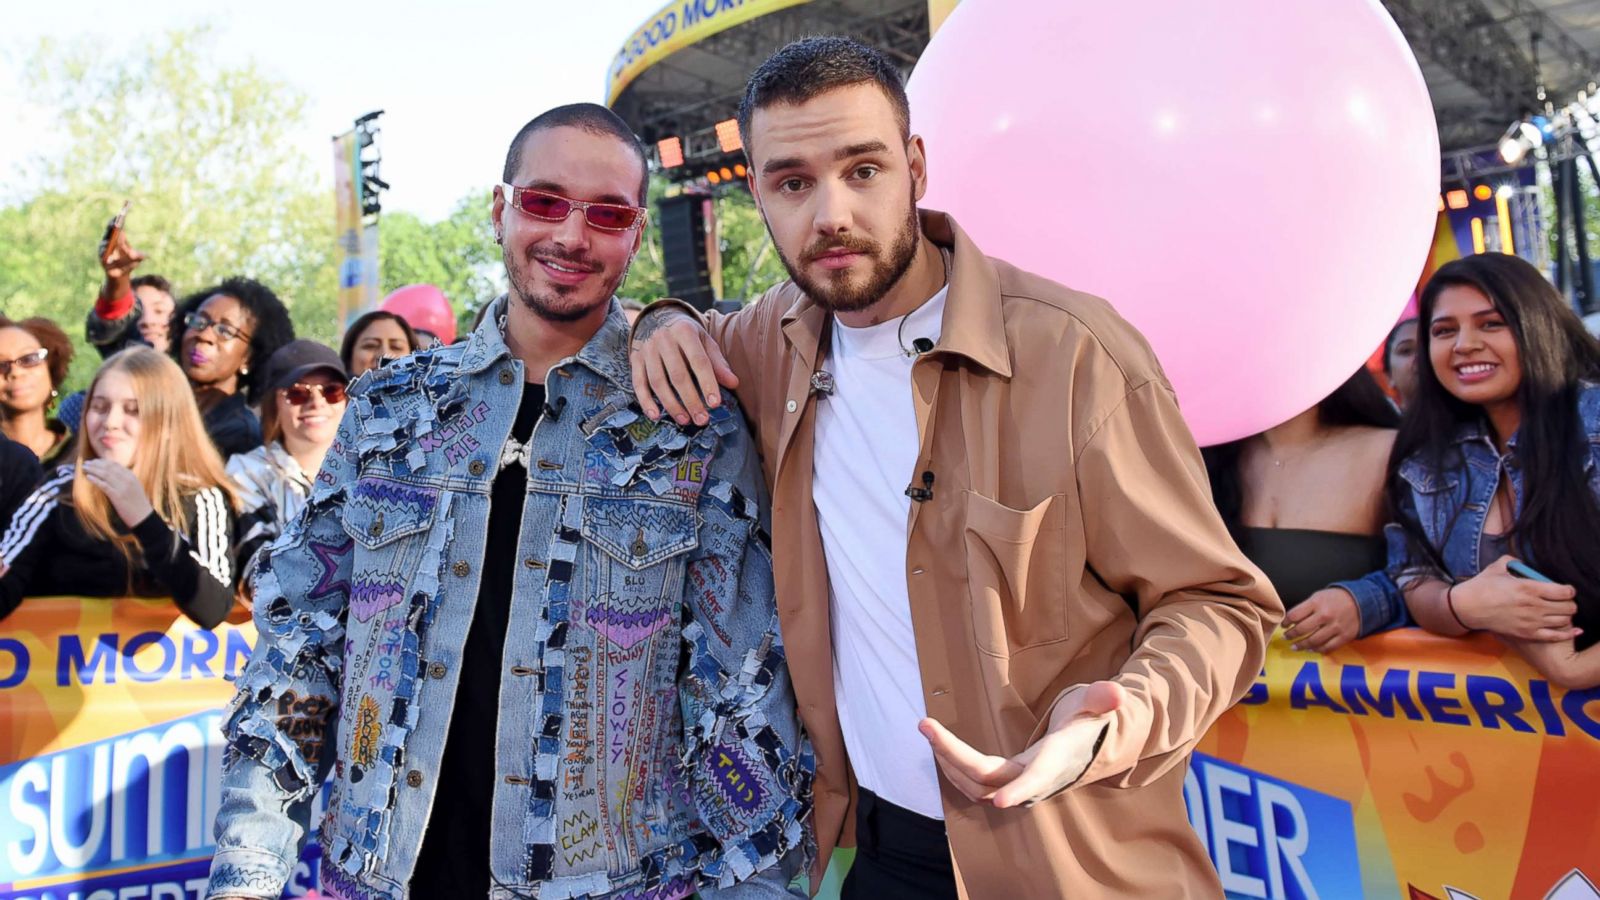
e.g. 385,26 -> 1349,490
908,0 -> 1439,445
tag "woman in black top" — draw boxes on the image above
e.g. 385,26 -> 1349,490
172,277 -> 295,457
1203,368 -> 1400,651
0,348 -> 242,629
0,431 -> 42,533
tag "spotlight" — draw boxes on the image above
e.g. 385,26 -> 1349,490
733,163 -> 747,178
719,167 -> 733,181
1473,184 -> 1493,202
706,170 -> 722,185
657,137 -> 684,169
715,119 -> 743,153
1498,120 -> 1541,165
1445,189 -> 1469,210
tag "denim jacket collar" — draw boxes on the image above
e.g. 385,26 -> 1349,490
457,293 -> 635,395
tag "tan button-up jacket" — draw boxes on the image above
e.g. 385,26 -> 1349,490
676,211 -> 1282,897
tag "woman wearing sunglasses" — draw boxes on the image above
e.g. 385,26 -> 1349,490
0,316 -> 77,467
0,347 -> 241,628
172,277 -> 296,458
226,340 -> 349,576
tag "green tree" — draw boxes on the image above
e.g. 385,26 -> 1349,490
625,179 -> 787,307
0,28 -> 337,392
378,190 -> 505,335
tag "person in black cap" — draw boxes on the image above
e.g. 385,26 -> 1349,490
225,339 -> 349,578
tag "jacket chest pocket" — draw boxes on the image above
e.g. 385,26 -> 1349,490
963,491 -> 1070,654
578,495 -> 700,653
339,476 -> 443,625
1397,461 -> 1465,547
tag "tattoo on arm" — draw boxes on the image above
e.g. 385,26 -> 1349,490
631,308 -> 692,344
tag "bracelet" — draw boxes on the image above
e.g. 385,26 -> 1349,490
1445,583 -> 1471,631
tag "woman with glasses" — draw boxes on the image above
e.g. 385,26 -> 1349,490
173,277 -> 295,457
0,347 -> 241,628
225,340 -> 349,576
0,316 -> 77,466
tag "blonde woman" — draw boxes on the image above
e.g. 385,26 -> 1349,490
0,347 -> 240,628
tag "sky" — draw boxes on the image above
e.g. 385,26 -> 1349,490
0,0 -> 669,221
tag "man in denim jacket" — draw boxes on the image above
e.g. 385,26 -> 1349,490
207,104 -> 811,900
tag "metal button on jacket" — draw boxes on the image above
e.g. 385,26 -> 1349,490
453,560 -> 471,577
406,770 -> 423,787
468,459 -> 486,476
499,368 -> 515,384
428,662 -> 447,679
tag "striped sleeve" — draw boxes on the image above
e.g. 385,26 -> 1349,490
131,486 -> 239,630
0,468 -> 73,571
0,468 -> 73,619
186,486 -> 233,587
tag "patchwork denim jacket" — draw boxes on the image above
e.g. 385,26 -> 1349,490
207,299 -> 813,900
1333,383 -> 1600,635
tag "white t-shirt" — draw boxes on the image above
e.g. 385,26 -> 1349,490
812,285 -> 948,820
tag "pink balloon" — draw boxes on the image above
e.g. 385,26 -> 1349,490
380,284 -> 456,345
909,0 -> 1439,445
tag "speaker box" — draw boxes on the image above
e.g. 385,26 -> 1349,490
656,193 -> 716,310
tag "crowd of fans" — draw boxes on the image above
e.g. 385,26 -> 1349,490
0,219 -> 1597,692
0,219 -> 423,622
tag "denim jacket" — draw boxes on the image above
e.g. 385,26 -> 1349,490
208,299 -> 813,900
1333,382 -> 1600,635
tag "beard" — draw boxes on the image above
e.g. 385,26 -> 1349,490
503,242 -> 626,323
776,200 -> 920,314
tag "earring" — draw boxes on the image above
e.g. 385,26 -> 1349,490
240,366 -> 249,376
48,389 -> 58,412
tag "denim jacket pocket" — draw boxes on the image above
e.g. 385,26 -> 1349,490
1397,459 -> 1459,496
964,491 -> 1070,655
338,475 -> 442,623
581,495 -> 700,569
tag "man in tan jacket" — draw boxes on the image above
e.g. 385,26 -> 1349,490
631,37 -> 1283,899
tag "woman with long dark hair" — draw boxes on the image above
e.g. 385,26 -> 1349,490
1203,367 -> 1398,652
339,310 -> 418,377
1381,253 -> 1600,688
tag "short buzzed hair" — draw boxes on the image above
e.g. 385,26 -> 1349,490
502,103 -> 649,206
737,37 -> 910,153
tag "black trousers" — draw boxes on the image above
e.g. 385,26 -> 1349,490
841,788 -> 959,900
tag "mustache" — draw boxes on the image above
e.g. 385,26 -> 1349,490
800,235 -> 879,264
525,244 -> 600,272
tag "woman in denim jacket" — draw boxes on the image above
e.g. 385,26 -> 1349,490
1337,253 -> 1600,687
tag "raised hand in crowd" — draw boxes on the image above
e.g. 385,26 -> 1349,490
98,213 -> 147,305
